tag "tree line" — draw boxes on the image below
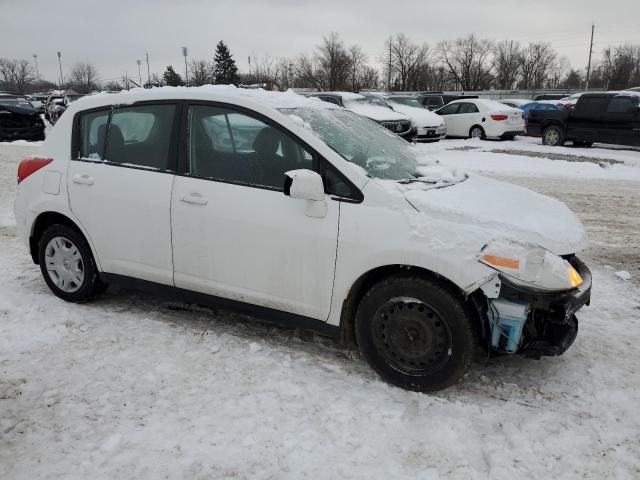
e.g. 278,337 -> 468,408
2,33 -> 640,95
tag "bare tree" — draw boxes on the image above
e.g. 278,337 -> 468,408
0,58 -> 36,93
548,56 -> 570,88
70,62 -> 100,93
492,40 -> 521,89
384,34 -> 430,91
519,43 -> 556,89
316,32 -> 351,91
348,45 -> 368,91
189,59 -> 212,86
246,54 -> 282,90
600,44 -> 639,90
438,35 -> 494,91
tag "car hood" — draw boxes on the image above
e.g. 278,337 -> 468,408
390,104 -> 443,127
0,104 -> 38,116
403,175 -> 587,255
346,104 -> 409,122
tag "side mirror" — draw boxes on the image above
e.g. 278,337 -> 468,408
284,169 -> 327,218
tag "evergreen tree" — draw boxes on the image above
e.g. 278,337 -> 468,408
163,65 -> 183,86
213,41 -> 239,85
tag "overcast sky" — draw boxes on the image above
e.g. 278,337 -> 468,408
3,0 -> 639,84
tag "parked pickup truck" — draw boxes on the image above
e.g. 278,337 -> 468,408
526,92 -> 640,147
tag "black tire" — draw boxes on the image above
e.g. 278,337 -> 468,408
469,125 -> 485,140
38,224 -> 105,302
542,125 -> 565,146
355,275 -> 475,392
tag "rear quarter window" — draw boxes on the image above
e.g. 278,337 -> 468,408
79,109 -> 110,160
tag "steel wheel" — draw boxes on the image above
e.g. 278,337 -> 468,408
371,298 -> 452,376
44,236 -> 85,293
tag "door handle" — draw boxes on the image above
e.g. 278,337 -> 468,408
72,173 -> 94,185
180,193 -> 208,205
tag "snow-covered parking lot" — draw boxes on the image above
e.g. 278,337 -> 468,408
1,137 -> 639,479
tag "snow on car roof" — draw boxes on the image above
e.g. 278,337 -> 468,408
451,98 -> 515,111
69,85 -> 339,113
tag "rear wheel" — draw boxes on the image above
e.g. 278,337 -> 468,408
355,275 -> 475,392
38,224 -> 105,302
542,125 -> 565,146
469,125 -> 485,140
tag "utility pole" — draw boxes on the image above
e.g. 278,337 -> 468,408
32,53 -> 40,87
57,51 -> 64,91
145,51 -> 151,88
585,24 -> 595,91
136,60 -> 142,87
387,36 -> 392,91
181,46 -> 188,86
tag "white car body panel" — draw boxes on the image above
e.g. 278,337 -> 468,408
67,162 -> 175,285
171,176 -> 339,320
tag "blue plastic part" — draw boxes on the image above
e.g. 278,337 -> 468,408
488,300 -> 529,353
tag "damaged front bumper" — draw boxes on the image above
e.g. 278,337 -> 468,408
485,256 -> 592,358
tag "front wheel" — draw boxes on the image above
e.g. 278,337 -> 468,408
38,224 -> 105,302
542,126 -> 565,146
355,275 -> 475,392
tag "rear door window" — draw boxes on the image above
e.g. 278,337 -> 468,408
438,103 -> 460,115
79,109 -> 110,160
457,103 -> 479,114
106,104 -> 176,170
606,97 -> 636,113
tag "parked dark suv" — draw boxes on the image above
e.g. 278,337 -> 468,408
526,92 -> 640,147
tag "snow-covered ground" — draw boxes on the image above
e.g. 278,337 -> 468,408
1,139 -> 640,479
416,136 -> 640,181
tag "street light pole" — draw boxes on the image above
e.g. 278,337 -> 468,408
181,46 -> 188,86
32,53 -> 40,87
145,51 -> 151,88
57,51 -> 64,91
136,60 -> 142,87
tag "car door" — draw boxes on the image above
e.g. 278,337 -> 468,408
569,95 -> 608,143
68,102 -> 178,285
455,102 -> 483,136
603,96 -> 639,146
171,103 -> 340,320
436,102 -> 461,136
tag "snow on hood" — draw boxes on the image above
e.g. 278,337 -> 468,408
345,103 -> 409,122
390,104 -> 443,127
403,174 -> 587,255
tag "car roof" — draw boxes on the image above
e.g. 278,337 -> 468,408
64,85 -> 341,115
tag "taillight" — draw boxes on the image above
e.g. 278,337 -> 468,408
17,157 -> 53,184
527,110 -> 534,119
490,114 -> 508,121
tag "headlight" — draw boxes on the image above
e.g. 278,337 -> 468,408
479,240 -> 583,291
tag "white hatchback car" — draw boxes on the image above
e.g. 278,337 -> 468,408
436,99 -> 525,140
14,86 -> 591,392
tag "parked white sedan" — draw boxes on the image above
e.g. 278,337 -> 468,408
436,99 -> 525,140
14,86 -> 591,392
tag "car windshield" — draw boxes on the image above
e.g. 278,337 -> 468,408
279,107 -> 420,180
0,98 -> 34,109
344,95 -> 389,108
390,96 -> 423,108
